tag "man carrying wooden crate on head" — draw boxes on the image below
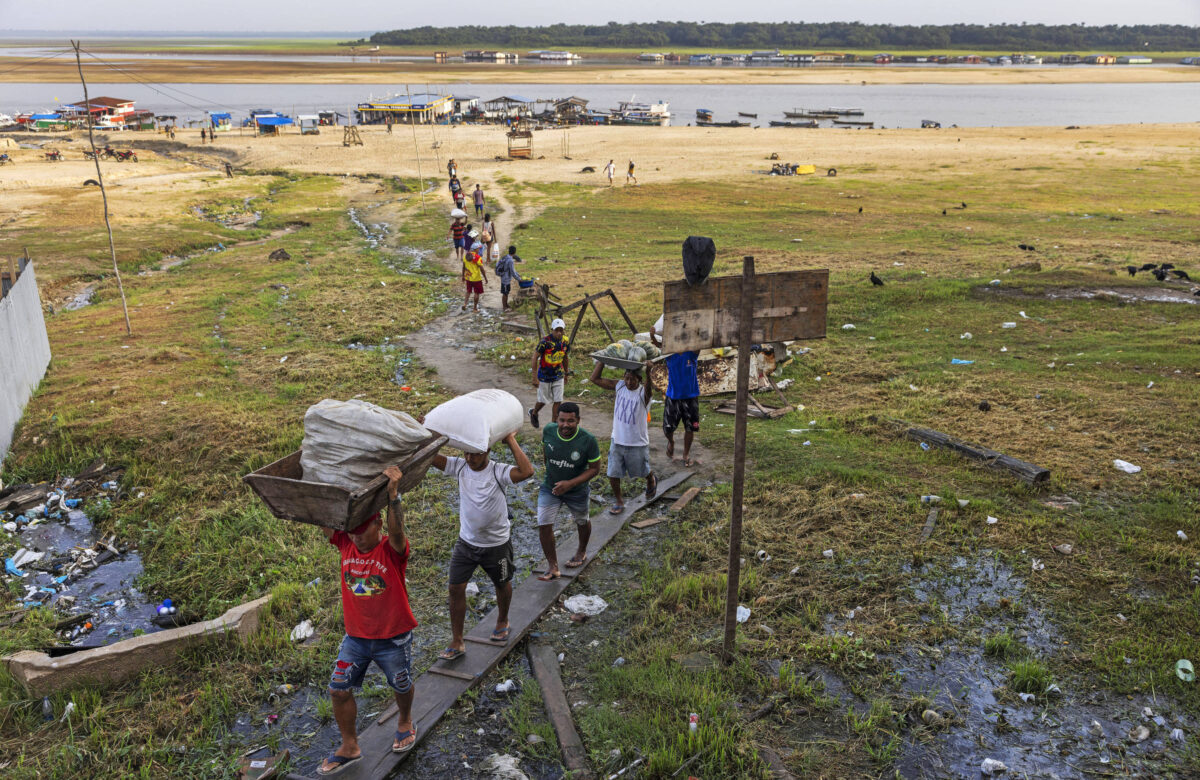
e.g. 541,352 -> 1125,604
317,466 -> 417,775
429,431 -> 535,662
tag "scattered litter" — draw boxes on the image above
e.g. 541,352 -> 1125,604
736,605 -> 751,623
1031,558 -> 1044,572
950,359 -> 974,365
850,493 -> 866,499
1018,311 -> 1029,319
775,378 -> 793,390
1113,459 -> 1141,474
563,594 -> 608,617
526,734 -> 544,744
1052,543 -> 1073,555
920,495 -> 942,504
689,712 -> 699,732
1147,381 -> 1154,389
59,701 -> 76,723
822,549 -> 834,559
1128,725 -> 1150,744
957,499 -> 969,508
960,332 -> 972,340
789,566 -> 800,575
1178,530 -> 1189,542
494,679 -> 517,694
755,550 -> 771,563
1018,693 -> 1036,703
921,709 -> 942,725
980,757 -> 1008,775
1176,659 -> 1195,682
1088,720 -> 1105,738
989,280 -> 1002,286
557,653 -> 564,663
987,516 -> 999,525
277,684 -> 294,695
802,440 -> 811,446
919,442 -> 930,451
1000,347 -> 1008,352
612,657 -> 626,668
908,384 -> 919,391
1142,706 -> 1155,718
465,582 -> 480,597
479,753 -> 528,780
289,620 -> 314,642
1171,728 -> 1186,743
279,355 -> 288,363
1001,322 -> 1017,329
1116,613 -> 1127,623
1044,683 -> 1062,698
841,324 -> 856,330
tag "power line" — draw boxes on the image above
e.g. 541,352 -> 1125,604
80,51 -> 223,114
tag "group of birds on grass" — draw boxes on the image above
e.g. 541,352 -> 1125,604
1126,262 -> 1191,283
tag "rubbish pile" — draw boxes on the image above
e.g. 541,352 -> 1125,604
0,460 -> 163,646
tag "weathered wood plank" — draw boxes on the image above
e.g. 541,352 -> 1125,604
906,427 -> 1050,484
669,486 -> 702,513
528,643 -> 592,778
919,507 -> 939,543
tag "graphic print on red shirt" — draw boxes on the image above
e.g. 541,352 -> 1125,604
331,531 -> 418,640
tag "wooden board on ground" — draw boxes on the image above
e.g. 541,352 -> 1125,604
528,644 -> 592,777
905,427 -> 1050,484
661,270 -> 828,353
282,469 -> 692,780
919,507 -> 939,543
632,486 -> 703,529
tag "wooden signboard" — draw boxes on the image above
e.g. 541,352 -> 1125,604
661,269 -> 828,352
661,260 -> 828,662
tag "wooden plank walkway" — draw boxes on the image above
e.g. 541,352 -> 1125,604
286,470 -> 693,780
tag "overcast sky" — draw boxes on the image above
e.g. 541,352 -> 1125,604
1,0 -> 1197,34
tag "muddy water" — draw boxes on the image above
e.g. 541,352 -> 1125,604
888,554 -> 1194,778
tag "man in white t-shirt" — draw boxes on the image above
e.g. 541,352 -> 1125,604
588,360 -> 656,514
431,431 -> 534,661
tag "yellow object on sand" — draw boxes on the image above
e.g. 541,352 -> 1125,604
795,164 -> 816,175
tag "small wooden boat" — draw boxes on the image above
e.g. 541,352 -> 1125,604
784,110 -> 837,119
697,119 -> 750,128
737,111 -> 757,118
769,119 -> 818,128
833,119 -> 874,127
824,107 -> 864,115
696,108 -> 714,122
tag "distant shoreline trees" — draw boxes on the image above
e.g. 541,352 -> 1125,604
364,22 -> 1200,52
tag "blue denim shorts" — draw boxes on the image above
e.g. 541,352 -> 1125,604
329,631 -> 413,694
537,484 -> 590,526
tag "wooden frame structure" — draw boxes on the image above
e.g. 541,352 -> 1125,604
530,284 -> 638,345
506,119 -> 533,159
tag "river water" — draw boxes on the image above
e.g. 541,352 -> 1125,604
1,81 -> 1198,129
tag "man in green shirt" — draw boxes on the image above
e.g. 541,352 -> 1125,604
536,402 -> 601,580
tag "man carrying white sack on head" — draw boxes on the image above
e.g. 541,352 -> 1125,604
429,431 -> 534,661
418,389 -> 533,662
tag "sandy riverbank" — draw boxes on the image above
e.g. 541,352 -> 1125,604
2,57 -> 1199,85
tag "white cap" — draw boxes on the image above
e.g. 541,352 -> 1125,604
551,318 -> 566,330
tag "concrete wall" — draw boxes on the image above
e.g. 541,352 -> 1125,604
0,258 -> 51,468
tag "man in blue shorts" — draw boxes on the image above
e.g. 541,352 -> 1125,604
536,402 -> 600,580
663,349 -> 701,466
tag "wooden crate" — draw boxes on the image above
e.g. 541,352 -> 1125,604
243,436 -> 447,531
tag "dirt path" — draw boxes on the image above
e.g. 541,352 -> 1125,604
396,174 -> 716,476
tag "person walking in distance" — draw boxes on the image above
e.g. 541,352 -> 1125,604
536,403 -> 601,579
589,360 -> 656,514
480,212 -> 497,263
431,431 -> 535,661
461,241 -> 488,312
626,159 -> 637,185
495,245 -> 524,313
316,467 -> 417,775
604,159 -> 615,186
473,183 -> 486,217
449,215 -> 467,262
529,318 -> 570,428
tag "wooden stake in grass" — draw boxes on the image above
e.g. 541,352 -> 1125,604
406,85 -> 426,215
72,40 -> 131,336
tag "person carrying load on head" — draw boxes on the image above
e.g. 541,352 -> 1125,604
589,359 -> 656,514
316,466 -> 417,775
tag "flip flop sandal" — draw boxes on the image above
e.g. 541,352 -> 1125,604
317,754 -> 362,776
392,728 -> 417,754
536,571 -> 561,581
438,646 -> 465,661
608,504 -> 625,515
489,626 -> 511,642
565,554 -> 588,568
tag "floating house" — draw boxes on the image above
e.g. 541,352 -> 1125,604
356,93 -> 454,124
464,50 -> 519,63
1182,56 -> 1200,65
482,95 -> 535,119
66,96 -> 136,122
1084,54 -> 1116,65
530,50 -> 580,62
1116,56 -> 1152,64
637,52 -> 665,62
552,96 -> 589,122
1059,54 -> 1082,64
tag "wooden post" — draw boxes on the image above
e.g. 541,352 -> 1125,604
589,300 -> 615,343
7,255 -> 16,285
606,289 -> 639,334
722,256 -> 755,662
568,298 -> 588,347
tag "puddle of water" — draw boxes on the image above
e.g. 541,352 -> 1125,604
889,553 -> 1195,778
982,285 -> 1199,305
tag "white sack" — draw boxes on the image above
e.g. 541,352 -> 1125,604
423,389 -> 523,454
300,399 -> 430,489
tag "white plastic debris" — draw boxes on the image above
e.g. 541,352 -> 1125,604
775,378 -> 794,390
557,652 -> 564,663
479,753 -> 528,780
957,499 -> 969,508
736,605 -> 751,623
1147,381 -> 1154,389
756,550 -> 771,563
1018,311 -> 1029,319
1001,322 -> 1017,329
563,594 -> 608,616
279,355 -> 288,363
960,332 -> 972,340
980,757 -> 1008,775
987,516 -> 999,525
289,620 -> 314,642
822,549 -> 834,559
1177,530 -> 1188,542
908,384 -> 919,391
1088,720 -> 1104,738
1019,693 -> 1036,703
841,323 -> 856,330
1128,725 -> 1150,744
1000,347 -> 1008,352
1031,558 -> 1044,572
1171,728 -> 1186,743
790,566 -> 800,575
1113,459 -> 1141,474
465,582 -> 481,597
59,701 -> 76,723
989,279 -> 1002,286
1142,706 -> 1155,718
495,679 -> 517,694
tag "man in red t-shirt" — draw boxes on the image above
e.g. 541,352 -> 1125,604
317,466 -> 417,775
